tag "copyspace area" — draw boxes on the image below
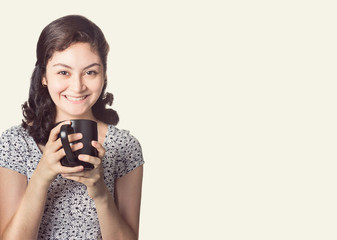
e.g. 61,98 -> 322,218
0,1 -> 336,239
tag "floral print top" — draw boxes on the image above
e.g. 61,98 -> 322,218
0,124 -> 144,239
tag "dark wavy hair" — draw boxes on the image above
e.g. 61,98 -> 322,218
22,15 -> 119,145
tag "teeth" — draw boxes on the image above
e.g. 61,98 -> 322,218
65,95 -> 86,101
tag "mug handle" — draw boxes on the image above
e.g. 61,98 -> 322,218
60,124 -> 77,164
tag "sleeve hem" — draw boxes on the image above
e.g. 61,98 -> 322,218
0,165 -> 27,177
116,160 -> 144,179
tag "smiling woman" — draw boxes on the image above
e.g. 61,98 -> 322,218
0,15 -> 144,240
22,15 -> 119,146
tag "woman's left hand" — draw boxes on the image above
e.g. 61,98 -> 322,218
61,141 -> 108,199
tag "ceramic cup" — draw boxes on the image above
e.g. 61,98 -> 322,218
59,119 -> 97,169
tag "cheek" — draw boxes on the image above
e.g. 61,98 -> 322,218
89,79 -> 104,94
48,81 -> 68,95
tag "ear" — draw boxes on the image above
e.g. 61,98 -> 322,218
42,76 -> 47,86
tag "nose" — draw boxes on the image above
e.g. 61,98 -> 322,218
69,73 -> 86,92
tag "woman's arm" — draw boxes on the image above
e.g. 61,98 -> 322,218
114,165 -> 143,238
0,167 -> 49,240
96,165 -> 143,240
0,168 -> 28,237
0,122 -> 84,239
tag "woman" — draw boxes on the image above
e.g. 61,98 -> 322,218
0,15 -> 144,239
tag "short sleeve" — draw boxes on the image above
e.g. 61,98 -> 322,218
0,127 -> 27,176
115,133 -> 144,178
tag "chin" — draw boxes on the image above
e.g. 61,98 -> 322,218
61,110 -> 93,120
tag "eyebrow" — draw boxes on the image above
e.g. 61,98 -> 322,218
52,63 -> 101,70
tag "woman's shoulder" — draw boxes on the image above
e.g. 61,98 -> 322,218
1,125 -> 29,141
104,125 -> 143,156
105,125 -> 144,177
106,125 -> 140,144
0,125 -> 34,176
0,125 -> 33,151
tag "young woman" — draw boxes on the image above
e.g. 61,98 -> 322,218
0,15 -> 144,239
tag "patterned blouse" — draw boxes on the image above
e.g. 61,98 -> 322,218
0,125 -> 144,239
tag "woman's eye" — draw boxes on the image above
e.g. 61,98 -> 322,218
58,71 -> 69,76
86,71 -> 98,75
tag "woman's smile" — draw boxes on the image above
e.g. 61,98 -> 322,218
63,94 -> 89,103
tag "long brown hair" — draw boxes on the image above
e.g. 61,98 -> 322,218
22,15 -> 119,145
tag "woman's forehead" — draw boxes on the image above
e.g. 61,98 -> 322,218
48,42 -> 102,67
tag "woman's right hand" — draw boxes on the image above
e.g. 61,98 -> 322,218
35,121 -> 84,185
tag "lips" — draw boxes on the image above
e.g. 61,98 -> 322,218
64,95 -> 88,101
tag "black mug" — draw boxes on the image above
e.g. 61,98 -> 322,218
59,119 -> 97,169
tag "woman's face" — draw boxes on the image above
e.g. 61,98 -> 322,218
42,42 -> 104,122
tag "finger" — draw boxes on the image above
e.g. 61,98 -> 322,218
62,172 -> 84,177
55,147 -> 66,160
49,121 -> 71,142
62,171 -> 100,184
62,175 -> 82,182
61,170 -> 93,178
55,141 -> 83,160
70,142 -> 83,152
58,165 -> 84,174
78,154 -> 101,166
67,133 -> 83,143
47,138 -> 63,152
61,174 -> 89,184
49,132 -> 82,153
92,141 -> 106,159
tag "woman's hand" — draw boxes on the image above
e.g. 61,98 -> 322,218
35,121 -> 84,185
61,141 -> 107,199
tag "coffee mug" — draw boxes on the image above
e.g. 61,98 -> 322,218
60,119 -> 97,169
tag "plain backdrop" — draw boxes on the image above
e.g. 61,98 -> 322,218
0,0 -> 336,239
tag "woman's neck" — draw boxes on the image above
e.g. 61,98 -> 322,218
55,112 -> 97,123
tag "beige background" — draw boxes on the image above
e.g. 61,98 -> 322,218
0,0 -> 336,239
